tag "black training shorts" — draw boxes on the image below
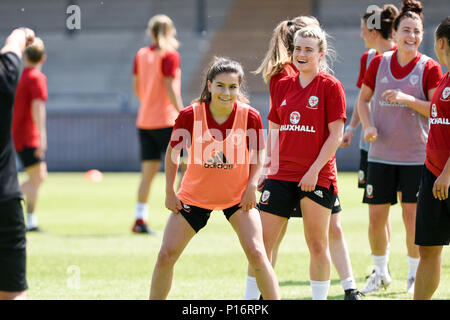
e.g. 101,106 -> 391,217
17,147 -> 44,168
257,179 -> 335,219
415,166 -> 450,246
363,162 -> 422,205
179,202 -> 241,233
0,199 -> 28,292
138,127 -> 173,161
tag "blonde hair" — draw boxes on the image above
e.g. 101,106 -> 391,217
255,16 -> 320,83
25,37 -> 45,63
147,14 -> 179,52
293,25 -> 335,74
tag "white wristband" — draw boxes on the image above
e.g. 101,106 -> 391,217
345,125 -> 355,132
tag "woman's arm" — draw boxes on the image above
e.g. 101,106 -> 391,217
31,98 -> 47,158
133,75 -> 139,100
257,122 -> 279,191
165,145 -> 183,213
381,88 -> 437,118
433,156 -> 450,201
358,84 -> 378,142
1,28 -> 34,57
298,119 -> 344,192
341,92 -> 361,148
164,77 -> 183,112
241,148 -> 264,211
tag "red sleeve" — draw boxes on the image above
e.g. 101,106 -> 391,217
29,73 -> 48,101
132,54 -> 137,75
268,77 -> 290,124
325,79 -> 347,124
267,104 -> 281,124
162,50 -> 179,78
423,59 -> 443,99
246,108 -> 265,150
170,106 -> 193,149
362,55 -> 382,91
356,51 -> 369,88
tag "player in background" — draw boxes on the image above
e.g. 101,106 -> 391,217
414,16 -> 450,300
0,27 -> 35,300
255,25 -> 347,300
12,38 -> 47,232
132,14 -> 184,234
149,57 -> 280,300
358,0 -> 443,294
340,4 -> 398,279
245,17 -> 361,300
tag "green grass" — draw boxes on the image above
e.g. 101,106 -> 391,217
21,172 -> 450,300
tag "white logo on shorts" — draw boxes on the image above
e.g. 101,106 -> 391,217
334,198 -> 340,206
261,190 -> 270,203
314,190 -> 323,198
366,184 -> 374,198
358,170 -> 365,183
290,111 -> 301,124
280,99 -> 287,107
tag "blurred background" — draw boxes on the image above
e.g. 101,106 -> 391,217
1,0 -> 447,171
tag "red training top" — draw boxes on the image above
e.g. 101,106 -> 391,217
12,67 -> 48,152
363,49 -> 442,99
425,72 -> 450,177
268,71 -> 347,193
170,101 -> 264,151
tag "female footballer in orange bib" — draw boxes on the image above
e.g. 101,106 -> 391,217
149,57 -> 280,300
132,14 -> 184,234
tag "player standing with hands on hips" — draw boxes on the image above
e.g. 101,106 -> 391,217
358,0 -> 443,294
132,14 -> 184,234
149,57 -> 280,300
0,27 -> 35,300
257,24 -> 347,300
12,37 -> 48,232
414,16 -> 450,300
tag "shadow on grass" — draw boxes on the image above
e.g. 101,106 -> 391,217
58,233 -> 135,239
280,279 -> 342,287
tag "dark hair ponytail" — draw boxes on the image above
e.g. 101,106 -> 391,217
435,16 -> 450,47
393,0 -> 424,31
362,4 -> 398,39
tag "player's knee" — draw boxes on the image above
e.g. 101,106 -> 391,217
328,221 -> 343,240
156,247 -> 179,267
246,246 -> 267,270
307,239 -> 328,257
419,246 -> 441,260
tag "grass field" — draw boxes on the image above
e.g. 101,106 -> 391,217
21,171 -> 450,300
